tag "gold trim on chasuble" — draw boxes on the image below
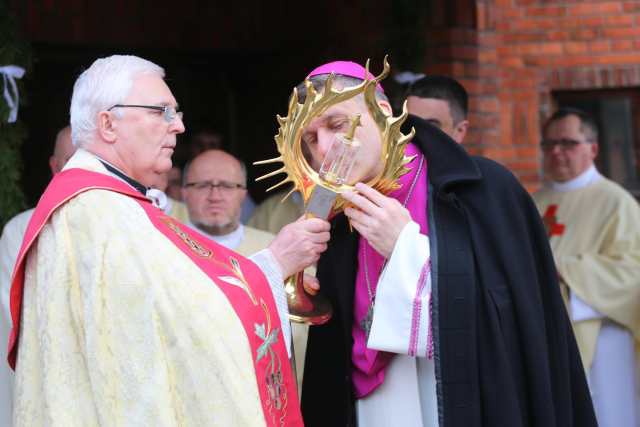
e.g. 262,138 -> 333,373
160,216 -> 287,421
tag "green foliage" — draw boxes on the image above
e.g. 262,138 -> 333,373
0,1 -> 32,229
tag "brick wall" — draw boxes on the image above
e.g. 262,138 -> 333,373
421,1 -> 499,158
10,0 -> 640,193
496,0 -> 640,190
422,0 -> 640,191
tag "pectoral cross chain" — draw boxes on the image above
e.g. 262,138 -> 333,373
360,303 -> 375,340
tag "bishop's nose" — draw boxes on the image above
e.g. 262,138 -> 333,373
316,128 -> 335,160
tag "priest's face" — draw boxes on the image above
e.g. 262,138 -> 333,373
112,74 -> 185,186
182,149 -> 247,236
406,96 -> 468,144
301,97 -> 387,184
542,114 -> 598,183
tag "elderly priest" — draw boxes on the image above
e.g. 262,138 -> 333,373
7,55 -> 329,426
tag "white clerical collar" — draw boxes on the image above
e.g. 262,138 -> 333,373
549,165 -> 601,192
189,222 -> 244,250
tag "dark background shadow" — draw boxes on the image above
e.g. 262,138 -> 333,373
11,0 -> 430,205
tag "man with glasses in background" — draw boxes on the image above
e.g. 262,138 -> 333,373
8,55 -> 327,426
533,107 -> 640,427
182,149 -> 275,263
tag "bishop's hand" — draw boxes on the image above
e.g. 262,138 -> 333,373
342,183 -> 411,259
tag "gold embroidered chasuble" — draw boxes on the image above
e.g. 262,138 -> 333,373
533,177 -> 640,370
11,150 -> 301,426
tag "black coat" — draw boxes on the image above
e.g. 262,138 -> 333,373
301,115 -> 597,427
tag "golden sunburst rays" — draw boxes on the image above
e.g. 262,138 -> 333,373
254,56 -> 415,212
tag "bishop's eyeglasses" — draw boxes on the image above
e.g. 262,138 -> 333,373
184,180 -> 246,193
107,104 -> 183,123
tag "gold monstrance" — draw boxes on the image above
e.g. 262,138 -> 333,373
254,56 -> 415,325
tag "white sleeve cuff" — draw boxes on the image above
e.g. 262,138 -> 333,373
367,221 -> 432,357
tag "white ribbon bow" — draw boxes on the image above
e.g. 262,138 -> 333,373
146,188 -> 169,211
0,65 -> 26,123
393,71 -> 426,85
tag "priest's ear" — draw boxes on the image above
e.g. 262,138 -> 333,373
589,142 -> 599,159
97,110 -> 119,143
452,119 -> 469,144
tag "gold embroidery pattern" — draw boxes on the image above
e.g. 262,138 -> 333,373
217,257 -> 258,305
256,299 -> 287,425
160,216 -> 288,424
220,266 -> 287,425
161,217 -> 212,258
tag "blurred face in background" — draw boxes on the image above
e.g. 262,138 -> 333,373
182,150 -> 247,235
49,126 -> 76,174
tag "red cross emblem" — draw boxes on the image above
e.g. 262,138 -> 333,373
542,204 -> 565,237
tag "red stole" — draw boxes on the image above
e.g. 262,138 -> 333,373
8,168 -> 302,427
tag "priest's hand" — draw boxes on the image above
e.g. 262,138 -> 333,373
342,182 -> 411,259
269,216 -> 330,278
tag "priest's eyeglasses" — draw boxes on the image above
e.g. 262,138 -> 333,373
107,104 -> 183,123
540,138 -> 588,151
184,180 -> 246,193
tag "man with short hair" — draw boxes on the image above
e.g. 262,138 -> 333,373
405,75 -> 469,144
533,107 -> 640,427
9,55 -> 328,426
0,125 -> 75,427
183,149 -> 274,259
297,61 -> 596,426
188,129 -> 256,222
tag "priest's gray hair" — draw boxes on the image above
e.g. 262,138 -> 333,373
70,55 -> 165,148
